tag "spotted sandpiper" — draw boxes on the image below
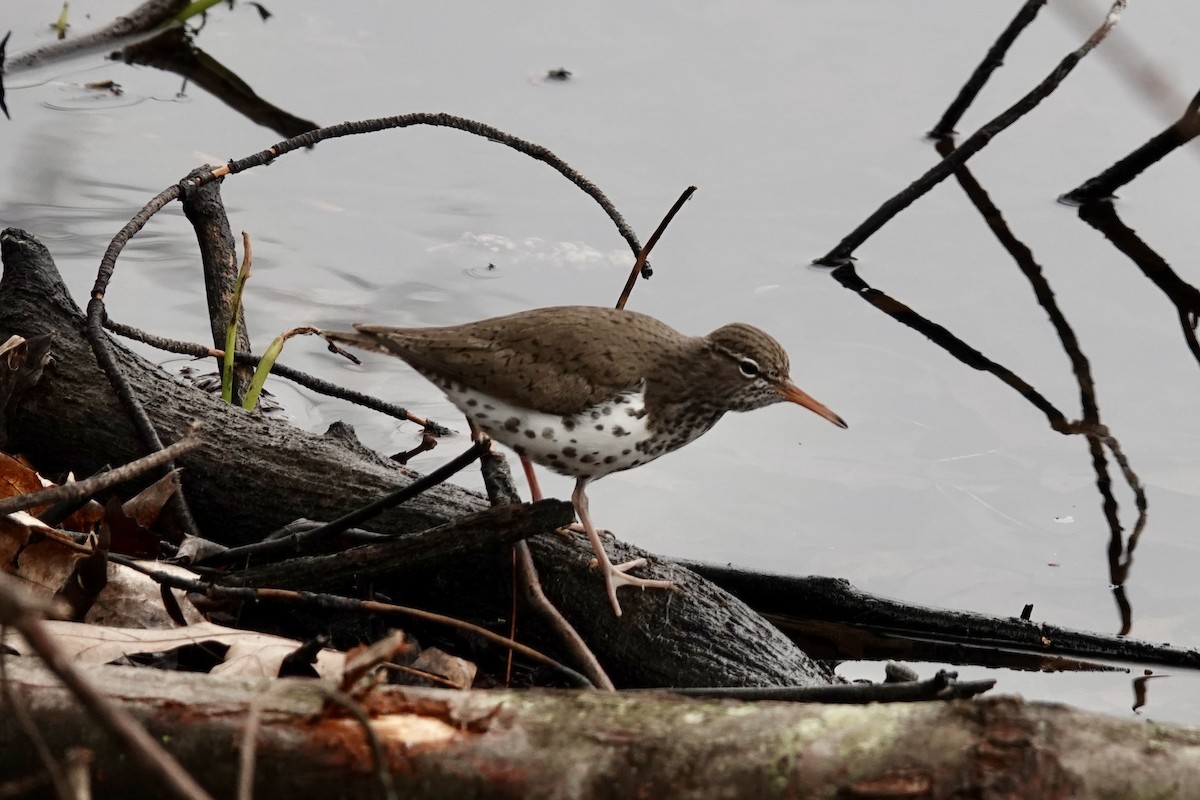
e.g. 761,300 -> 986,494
323,305 -> 847,616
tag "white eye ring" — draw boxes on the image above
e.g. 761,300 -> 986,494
738,358 -> 760,379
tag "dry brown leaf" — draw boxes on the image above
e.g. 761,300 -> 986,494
59,496 -> 105,534
0,512 -> 90,597
0,516 -> 202,626
121,469 -> 182,528
410,646 -> 477,689
0,452 -> 103,533
3,620 -> 345,681
0,334 -> 25,361
83,561 -> 204,628
0,451 -> 46,504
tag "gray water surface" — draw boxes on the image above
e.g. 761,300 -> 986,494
3,0 -> 1199,723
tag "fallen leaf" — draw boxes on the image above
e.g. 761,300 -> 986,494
4,620 -> 345,681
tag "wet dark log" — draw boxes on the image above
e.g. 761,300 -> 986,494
0,227 -> 831,689
2,658 -> 1197,800
0,228 -> 481,544
224,501 -> 574,591
689,564 -> 1200,671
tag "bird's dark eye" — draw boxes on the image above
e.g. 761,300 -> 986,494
738,358 -> 760,379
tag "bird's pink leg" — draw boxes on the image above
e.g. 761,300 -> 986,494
520,455 -> 612,539
572,479 -> 674,617
518,454 -> 544,500
520,455 -> 574,539
520,455 -> 581,540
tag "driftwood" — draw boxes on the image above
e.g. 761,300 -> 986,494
180,173 -> 253,403
2,658 -> 1198,800
222,502 -> 574,591
0,227 -> 831,688
688,564 -> 1200,670
0,229 -> 481,543
2,0 -> 188,73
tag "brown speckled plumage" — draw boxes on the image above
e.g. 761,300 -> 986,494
345,307 -> 689,415
328,306 -> 810,435
322,305 -> 846,616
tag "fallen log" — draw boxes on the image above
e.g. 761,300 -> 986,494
1,658 -> 1196,800
689,564 -> 1200,670
0,227 -> 830,688
0,229 -> 482,542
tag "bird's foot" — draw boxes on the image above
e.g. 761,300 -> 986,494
610,558 -> 674,588
570,479 -> 670,616
591,557 -> 675,616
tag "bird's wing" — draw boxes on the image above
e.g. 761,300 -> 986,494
353,307 -> 670,415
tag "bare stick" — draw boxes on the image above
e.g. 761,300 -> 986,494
101,320 -> 454,435
491,450 -> 613,690
934,137 -> 1147,631
196,439 -> 486,567
0,424 -> 202,516
615,186 -> 697,311
816,1 -> 1126,267
928,0 -> 1048,140
105,555 -> 593,688
1062,87 -> 1200,204
514,539 -> 615,690
514,454 -> 613,688
3,0 -> 187,72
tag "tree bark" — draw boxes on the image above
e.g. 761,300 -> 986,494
1,658 -> 1196,800
180,172 -> 254,403
0,230 -> 482,543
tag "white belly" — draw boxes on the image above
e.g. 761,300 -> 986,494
442,385 -> 658,479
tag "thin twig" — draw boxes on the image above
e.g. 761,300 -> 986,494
385,662 -> 463,689
830,265 -> 1068,427
928,0 -> 1048,139
1061,87 -> 1200,204
664,670 -> 994,703
514,539 -> 614,690
105,555 -> 592,688
1179,309 -> 1200,368
0,424 -> 202,517
933,136 -> 1148,613
816,0 -> 1126,266
196,440 -> 485,567
3,0 -> 188,72
518,455 -> 613,689
101,319 -> 454,435
488,449 -> 612,691
614,186 -> 697,310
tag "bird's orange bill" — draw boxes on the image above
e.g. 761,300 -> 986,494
779,382 -> 848,429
